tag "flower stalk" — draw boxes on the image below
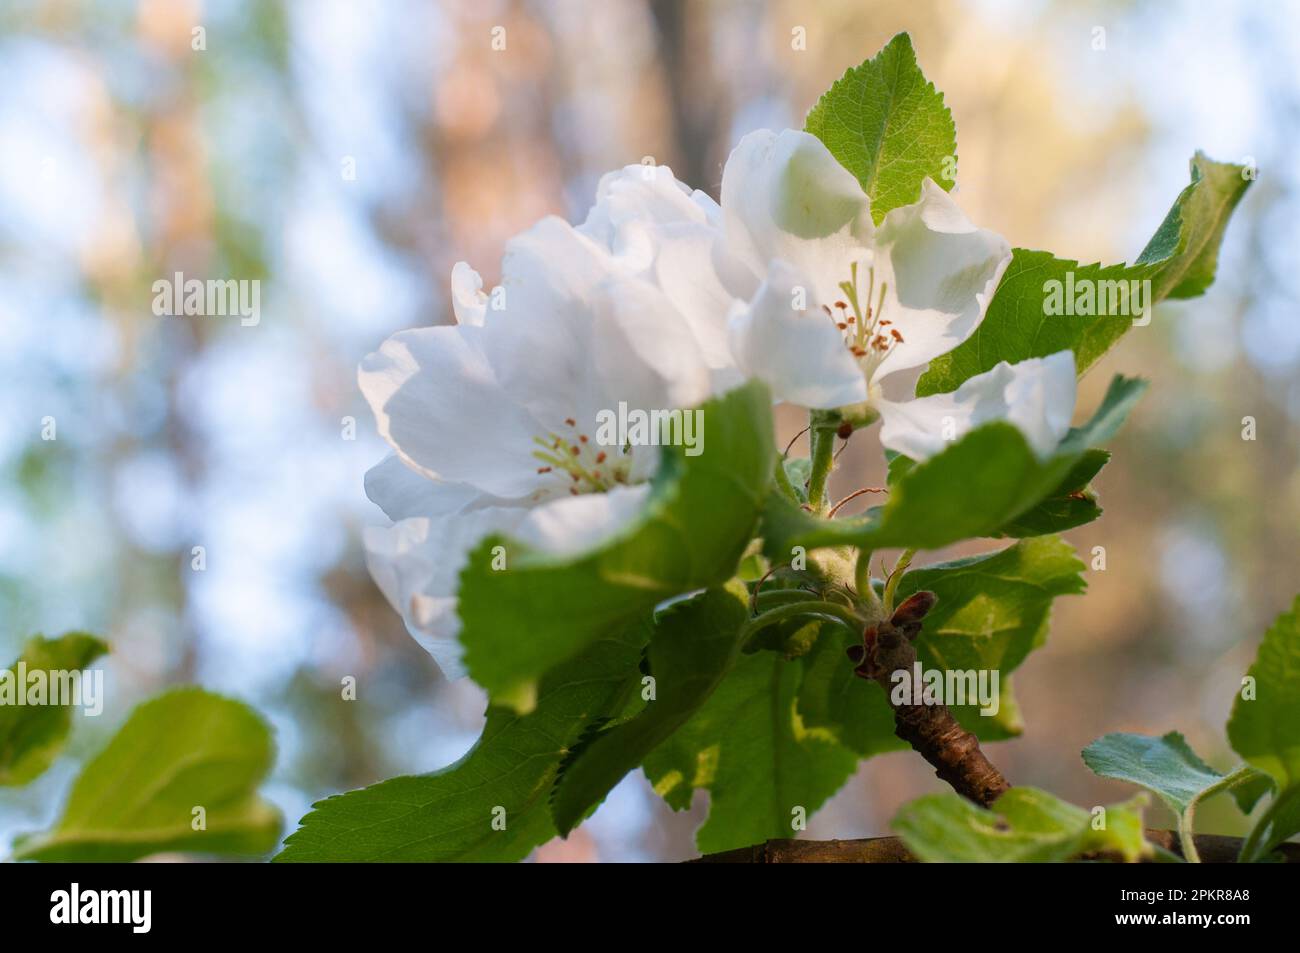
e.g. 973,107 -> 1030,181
805,413 -> 838,512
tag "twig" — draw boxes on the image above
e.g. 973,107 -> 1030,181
850,591 -> 1011,807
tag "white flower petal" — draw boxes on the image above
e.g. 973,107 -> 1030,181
363,453 -> 486,522
727,259 -> 868,409
515,483 -> 652,557
492,216 -> 606,425
364,484 -> 651,677
577,168 -> 748,393
363,505 -> 530,677
721,129 -> 875,306
653,222 -> 752,389
870,179 -> 1012,381
450,261 -> 488,326
496,216 -> 719,433
877,350 -> 1077,461
358,324 -> 548,499
691,188 -> 723,226
589,275 -> 713,415
579,163 -> 709,272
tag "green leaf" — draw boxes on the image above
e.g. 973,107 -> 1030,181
277,623 -> 646,862
1228,595 -> 1300,860
805,32 -> 957,222
996,449 -> 1108,538
894,535 -> 1086,737
1135,153 -> 1254,300
789,538 -> 1084,751
550,582 -> 750,835
458,381 -> 774,708
13,689 -> 280,862
1240,786 -> 1300,864
796,622 -> 906,757
1083,732 -> 1248,815
893,787 -> 1151,863
782,456 -> 812,503
918,153 -> 1252,396
744,614 -> 826,660
1229,596 -> 1300,788
644,650 -> 858,855
0,632 -> 108,786
761,377 -> 1145,558
793,534 -> 1083,755
1231,771 -> 1275,816
1082,731 -> 1266,860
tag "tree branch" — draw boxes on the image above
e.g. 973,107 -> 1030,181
853,591 -> 1011,807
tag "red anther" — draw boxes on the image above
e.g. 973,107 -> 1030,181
565,417 -> 576,427
537,466 -> 553,474
596,451 -> 607,464
835,300 -> 848,309
579,434 -> 589,443
570,446 -> 581,456
890,328 -> 904,342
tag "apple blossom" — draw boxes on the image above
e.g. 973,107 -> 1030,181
719,129 -> 1076,459
359,169 -> 727,673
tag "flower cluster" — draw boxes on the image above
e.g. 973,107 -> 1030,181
359,128 -> 1078,673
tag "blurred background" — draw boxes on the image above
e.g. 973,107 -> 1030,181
1,0 -> 1297,861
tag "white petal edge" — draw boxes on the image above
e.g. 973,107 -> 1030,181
363,505 -> 531,677
870,178 -> 1013,382
363,485 -> 652,677
363,453 -> 486,522
579,163 -> 709,272
514,483 -> 653,558
720,129 -> 875,306
876,350 -> 1078,461
451,261 -> 488,326
358,324 -> 548,499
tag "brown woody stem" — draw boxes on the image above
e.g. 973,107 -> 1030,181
857,592 -> 1011,807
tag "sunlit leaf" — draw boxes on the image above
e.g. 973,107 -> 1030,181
0,632 -> 107,787
14,689 -> 281,862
